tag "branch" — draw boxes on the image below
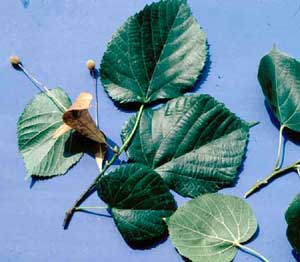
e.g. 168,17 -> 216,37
63,104 -> 145,229
244,160 -> 300,198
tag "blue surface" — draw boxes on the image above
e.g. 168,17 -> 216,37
1,1 -> 300,261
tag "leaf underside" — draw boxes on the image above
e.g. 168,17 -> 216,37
97,163 -> 177,248
285,193 -> 300,252
17,88 -> 82,178
100,0 -> 207,106
166,194 -> 257,262
121,94 -> 250,198
258,46 -> 300,131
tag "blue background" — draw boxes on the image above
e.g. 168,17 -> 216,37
1,0 -> 300,261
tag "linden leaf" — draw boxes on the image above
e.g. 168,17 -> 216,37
100,0 -> 207,105
96,163 -> 177,248
285,193 -> 300,253
166,194 -> 267,262
121,95 -> 250,198
18,88 -> 82,178
258,46 -> 300,131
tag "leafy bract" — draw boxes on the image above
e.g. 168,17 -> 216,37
121,95 -> 250,198
258,46 -> 300,131
18,88 -> 82,178
285,193 -> 300,253
166,194 -> 258,262
62,92 -> 106,144
96,163 -> 177,248
53,92 -> 107,171
100,0 -> 207,105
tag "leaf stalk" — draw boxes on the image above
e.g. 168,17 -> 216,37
244,125 -> 289,198
274,125 -> 285,170
63,104 -> 145,229
235,243 -> 269,262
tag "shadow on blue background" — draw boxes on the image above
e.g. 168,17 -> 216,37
191,42 -> 212,92
29,133 -> 121,188
293,250 -> 300,262
21,0 -> 30,8
265,101 -> 300,160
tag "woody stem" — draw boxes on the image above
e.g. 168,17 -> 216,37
63,104 -> 145,229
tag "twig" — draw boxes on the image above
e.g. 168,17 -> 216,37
63,104 -> 145,229
244,160 -> 300,198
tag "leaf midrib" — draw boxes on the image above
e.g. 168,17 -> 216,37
145,0 -> 185,100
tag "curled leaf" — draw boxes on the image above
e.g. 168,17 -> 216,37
53,92 -> 107,171
53,124 -> 72,139
62,92 -> 106,144
94,143 -> 106,172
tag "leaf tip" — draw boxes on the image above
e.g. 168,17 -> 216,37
248,121 -> 260,128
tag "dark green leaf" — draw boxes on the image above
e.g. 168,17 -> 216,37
258,46 -> 300,131
166,194 -> 259,262
100,0 -> 207,105
96,163 -> 177,248
285,193 -> 300,253
18,88 -> 82,178
121,95 -> 250,198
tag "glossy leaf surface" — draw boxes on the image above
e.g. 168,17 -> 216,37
97,163 -> 177,248
100,0 -> 207,105
121,95 -> 249,197
285,193 -> 300,253
258,46 -> 300,131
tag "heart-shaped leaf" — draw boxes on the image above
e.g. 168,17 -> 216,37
18,88 -> 82,178
96,163 -> 177,248
258,46 -> 300,131
100,0 -> 207,105
166,194 -> 263,262
121,95 -> 250,198
285,193 -> 300,253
